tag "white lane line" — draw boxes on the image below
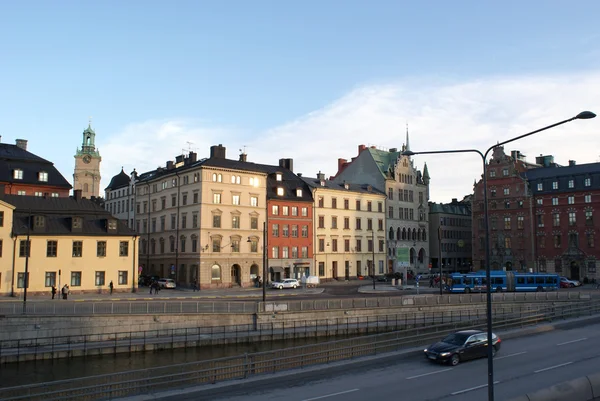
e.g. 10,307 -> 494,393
302,389 -> 360,401
451,381 -> 500,396
534,362 -> 572,373
557,337 -> 587,346
406,368 -> 453,380
495,351 -> 527,360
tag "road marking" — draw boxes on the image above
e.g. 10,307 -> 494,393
557,338 -> 587,346
302,389 -> 360,400
534,362 -> 572,373
495,351 -> 527,360
406,368 -> 453,379
451,381 -> 500,396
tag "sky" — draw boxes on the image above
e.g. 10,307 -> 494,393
1,0 -> 599,203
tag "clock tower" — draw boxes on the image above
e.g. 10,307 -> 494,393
73,123 -> 102,199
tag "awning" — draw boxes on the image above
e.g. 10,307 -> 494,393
270,266 -> 285,274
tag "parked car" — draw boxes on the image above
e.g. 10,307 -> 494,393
560,277 -> 581,288
157,278 -> 176,289
271,279 -> 299,289
424,329 -> 501,366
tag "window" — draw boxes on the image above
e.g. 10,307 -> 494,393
344,199 -> 349,209
537,183 -> 543,191
35,192 -> 43,197
502,168 -> 509,176
584,178 -> 591,187
97,241 -> 106,257
586,211 -> 593,226
213,193 -> 221,204
0,211 -> 3,227
517,216 -> 524,229
568,196 -> 575,204
291,225 -> 298,237
554,234 -> 561,248
301,207 -> 308,216
355,218 -> 362,230
19,239 -> 30,257
553,213 -> 560,227
211,265 -> 221,280
282,246 -> 289,258
318,216 -> 325,228
331,216 -> 337,229
302,246 -> 308,258
182,193 -> 188,205
344,217 -> 350,229
251,196 -> 258,207
231,239 -> 240,252
302,225 -> 308,238
587,232 -> 595,247
276,187 -> 284,196
193,192 -> 199,203
17,190 -> 26,195
72,241 -> 83,257
282,206 -> 289,216
232,195 -> 240,205
118,271 -> 128,285
212,238 -> 221,252
585,194 -> 592,203
95,271 -> 105,286
552,181 -> 558,189
250,216 -> 258,229
319,262 -> 325,276
39,172 -> 49,181
332,198 -> 337,209
505,237 -> 511,249
504,217 -> 511,230
503,188 -> 509,196
17,272 -> 29,288
569,212 -> 576,226
388,206 -> 394,219
552,198 -> 558,206
45,272 -> 56,287
213,214 -> 221,228
13,169 -> 23,179
318,238 -> 325,252
272,246 -> 279,258
568,180 -> 574,188
291,247 -> 298,258
47,240 -> 57,257
282,225 -> 289,237
119,241 -> 129,256
344,239 -> 350,252
537,199 -> 543,206
272,205 -> 279,215
71,272 -> 81,286
232,215 -> 240,229
332,239 -> 338,252
292,206 -> 298,216
490,170 -> 496,177
356,200 -> 361,210
250,239 -> 258,253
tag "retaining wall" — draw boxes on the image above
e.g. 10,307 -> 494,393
508,371 -> 600,401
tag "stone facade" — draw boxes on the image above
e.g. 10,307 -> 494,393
73,124 -> 102,199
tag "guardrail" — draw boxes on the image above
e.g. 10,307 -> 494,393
1,301 -> 599,401
0,303 -> 556,362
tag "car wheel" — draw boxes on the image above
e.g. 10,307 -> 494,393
450,354 -> 460,366
292,285 -> 297,289
278,285 -> 283,290
464,288 -> 471,294
569,283 -> 575,288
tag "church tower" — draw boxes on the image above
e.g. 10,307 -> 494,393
73,123 -> 102,199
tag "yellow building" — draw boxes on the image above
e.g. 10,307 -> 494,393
0,191 -> 138,297
302,173 -> 387,280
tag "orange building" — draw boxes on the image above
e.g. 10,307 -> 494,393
0,139 -> 71,197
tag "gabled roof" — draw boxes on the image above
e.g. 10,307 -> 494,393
367,147 -> 402,178
0,143 -> 72,189
301,176 -> 386,196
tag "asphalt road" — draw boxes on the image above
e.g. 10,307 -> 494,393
163,322 -> 600,401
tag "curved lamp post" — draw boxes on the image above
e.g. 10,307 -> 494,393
403,111 -> 596,401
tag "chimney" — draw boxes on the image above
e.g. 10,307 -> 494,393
278,158 -> 293,172
452,198 -> 458,204
74,189 -> 82,200
358,144 -> 367,154
337,158 -> 348,173
317,171 -> 325,181
297,173 -> 302,177
189,151 -> 197,163
175,155 -> 184,164
15,139 -> 28,150
389,148 -> 397,153
166,161 -> 174,170
239,152 -> 247,162
210,144 -> 226,159
569,160 -> 576,166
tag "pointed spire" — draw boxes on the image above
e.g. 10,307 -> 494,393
405,122 -> 411,152
423,162 -> 430,179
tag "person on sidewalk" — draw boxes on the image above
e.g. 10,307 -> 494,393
109,280 -> 114,295
192,279 -> 198,292
51,285 -> 57,299
62,284 -> 68,300
429,276 -> 434,288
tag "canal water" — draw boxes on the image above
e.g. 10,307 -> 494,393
0,335 -> 349,388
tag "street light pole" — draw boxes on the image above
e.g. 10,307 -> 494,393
403,110 -> 595,401
22,211 -> 31,314
372,229 -> 376,290
262,221 -> 267,303
438,226 -> 443,296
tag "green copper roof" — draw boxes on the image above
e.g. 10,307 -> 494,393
423,162 -> 430,179
83,124 -> 95,135
368,147 -> 401,178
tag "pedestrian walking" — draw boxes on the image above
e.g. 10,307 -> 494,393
109,280 -> 114,295
51,285 -> 57,299
429,276 -> 434,288
149,281 -> 154,295
62,284 -> 68,300
192,279 -> 198,292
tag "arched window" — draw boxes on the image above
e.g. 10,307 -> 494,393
417,229 -> 422,242
83,183 -> 89,193
396,227 -> 401,240
211,264 -> 221,281
412,228 -> 417,241
212,173 -> 217,182
402,228 -> 407,240
422,230 -> 427,241
388,227 -> 394,240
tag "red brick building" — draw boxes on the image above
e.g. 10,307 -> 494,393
0,139 -> 71,197
266,159 -> 314,281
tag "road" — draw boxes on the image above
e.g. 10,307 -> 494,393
161,322 -> 600,401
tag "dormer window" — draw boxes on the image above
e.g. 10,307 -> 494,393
276,173 -> 283,181
34,215 -> 45,228
320,180 -> 325,187
344,183 -> 350,190
38,171 -> 48,182
13,169 -> 23,179
108,220 -> 117,230
72,217 -> 83,229
277,187 -> 284,196
296,188 -> 303,197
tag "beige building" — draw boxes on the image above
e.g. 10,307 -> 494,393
302,173 -> 387,280
136,145 -> 268,288
73,124 -> 102,199
0,191 -> 138,297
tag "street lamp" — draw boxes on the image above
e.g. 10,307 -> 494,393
22,211 -> 32,314
248,221 -> 268,303
371,229 -> 376,290
402,110 -> 595,401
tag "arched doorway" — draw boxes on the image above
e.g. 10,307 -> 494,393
505,262 -> 513,271
570,261 -> 580,280
231,264 -> 241,286
250,264 -> 259,281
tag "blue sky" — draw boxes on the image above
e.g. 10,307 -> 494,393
1,0 -> 599,202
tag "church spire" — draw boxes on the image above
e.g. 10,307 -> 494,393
423,162 -> 430,185
405,122 -> 411,152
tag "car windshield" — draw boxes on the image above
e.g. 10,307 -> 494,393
441,333 -> 470,346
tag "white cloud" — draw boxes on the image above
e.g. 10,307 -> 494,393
99,72 -> 600,203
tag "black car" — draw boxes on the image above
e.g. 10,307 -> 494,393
424,329 -> 501,366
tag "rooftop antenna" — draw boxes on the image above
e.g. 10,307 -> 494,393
240,145 -> 247,154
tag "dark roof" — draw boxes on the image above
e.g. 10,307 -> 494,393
523,162 -> 600,180
301,176 -> 386,195
523,162 -> 600,194
105,168 -> 131,191
429,201 -> 471,215
2,194 -> 135,236
0,143 -> 72,190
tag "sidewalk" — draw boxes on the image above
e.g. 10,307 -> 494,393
1,286 -> 325,303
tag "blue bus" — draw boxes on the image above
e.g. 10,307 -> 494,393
448,270 -> 560,293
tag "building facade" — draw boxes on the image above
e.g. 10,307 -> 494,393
0,138 -> 71,197
333,140 -> 430,276
73,124 -> 102,199
105,168 -> 137,230
302,173 -> 387,281
0,190 -> 138,296
525,158 -> 600,281
429,197 -> 473,274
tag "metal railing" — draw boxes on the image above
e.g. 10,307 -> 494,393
1,301 -> 599,401
0,303 -> 555,361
